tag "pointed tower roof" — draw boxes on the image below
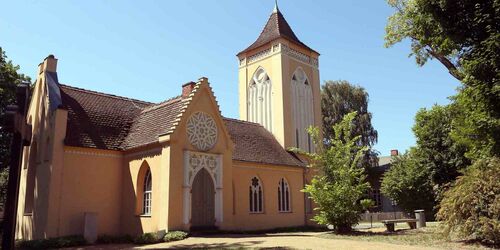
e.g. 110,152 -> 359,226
238,6 -> 316,56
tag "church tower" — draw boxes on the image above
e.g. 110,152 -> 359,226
237,4 -> 321,152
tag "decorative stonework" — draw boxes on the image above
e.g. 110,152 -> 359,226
239,43 -> 318,68
281,44 -> 318,67
247,48 -> 272,64
183,151 -> 223,226
187,152 -> 218,185
186,112 -> 217,151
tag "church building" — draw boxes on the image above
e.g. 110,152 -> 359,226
15,5 -> 322,240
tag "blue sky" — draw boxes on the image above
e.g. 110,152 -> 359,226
2,1 -> 460,156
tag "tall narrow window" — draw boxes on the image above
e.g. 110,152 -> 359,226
278,178 -> 291,212
248,67 -> 272,132
249,177 -> 263,213
291,68 -> 314,152
143,169 -> 152,215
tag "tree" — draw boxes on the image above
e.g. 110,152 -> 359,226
381,148 -> 436,217
413,104 -> 470,197
303,112 -> 372,232
385,0 -> 500,158
437,157 -> 500,244
321,80 -> 378,168
0,47 -> 31,205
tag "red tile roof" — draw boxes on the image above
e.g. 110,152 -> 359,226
224,118 -> 305,167
238,9 -> 316,56
59,84 -> 305,167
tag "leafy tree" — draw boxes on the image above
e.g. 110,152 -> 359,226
413,104 -> 470,197
321,80 -> 378,168
385,0 -> 500,158
0,47 -> 31,205
437,157 -> 500,244
381,148 -> 436,217
303,112 -> 372,233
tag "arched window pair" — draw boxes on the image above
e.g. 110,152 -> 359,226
249,177 -> 291,213
278,178 -> 290,212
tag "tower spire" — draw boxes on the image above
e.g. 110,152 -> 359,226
273,0 -> 279,13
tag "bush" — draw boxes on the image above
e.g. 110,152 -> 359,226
437,157 -> 500,244
17,235 -> 87,249
134,232 -> 161,245
96,234 -> 134,244
302,112 -> 371,233
381,149 -> 436,219
163,231 -> 188,242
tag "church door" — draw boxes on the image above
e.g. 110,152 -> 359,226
191,168 -> 215,230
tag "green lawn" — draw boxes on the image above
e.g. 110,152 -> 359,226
318,222 -> 490,250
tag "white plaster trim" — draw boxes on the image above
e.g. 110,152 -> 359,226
232,164 -> 303,173
64,149 -> 122,158
183,150 -> 223,226
239,43 -> 318,69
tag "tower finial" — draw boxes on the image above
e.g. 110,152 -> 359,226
273,0 -> 279,13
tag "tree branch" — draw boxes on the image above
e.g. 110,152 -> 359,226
425,48 -> 463,81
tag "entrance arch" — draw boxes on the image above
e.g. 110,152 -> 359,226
191,168 -> 215,229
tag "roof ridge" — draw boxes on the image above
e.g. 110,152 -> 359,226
141,95 -> 182,113
60,83 -> 153,105
222,117 -> 264,127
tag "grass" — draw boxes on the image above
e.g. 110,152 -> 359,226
318,222 -> 492,250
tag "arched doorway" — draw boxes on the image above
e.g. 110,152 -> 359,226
191,168 -> 215,230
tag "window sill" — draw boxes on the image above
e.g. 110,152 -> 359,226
137,214 -> 151,218
249,212 -> 264,215
279,211 -> 292,213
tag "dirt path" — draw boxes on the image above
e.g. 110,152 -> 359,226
131,232 -> 440,250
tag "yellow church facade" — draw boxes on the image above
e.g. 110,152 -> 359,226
15,6 -> 321,240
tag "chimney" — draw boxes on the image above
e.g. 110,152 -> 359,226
391,149 -> 399,156
182,81 -> 196,98
38,54 -> 58,74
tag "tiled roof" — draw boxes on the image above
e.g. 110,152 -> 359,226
122,96 -> 184,149
59,84 -> 305,167
224,118 -> 305,167
60,84 -> 151,150
238,9 -> 316,55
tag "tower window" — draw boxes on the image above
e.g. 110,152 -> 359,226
248,67 -> 272,132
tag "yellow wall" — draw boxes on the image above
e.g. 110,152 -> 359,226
231,161 -> 306,230
57,147 -> 123,236
121,146 -> 165,235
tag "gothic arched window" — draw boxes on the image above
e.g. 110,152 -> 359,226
143,169 -> 152,215
278,178 -> 291,212
249,176 -> 263,213
291,67 -> 314,152
248,67 -> 272,132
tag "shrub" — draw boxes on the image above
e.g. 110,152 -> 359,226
302,112 -> 371,233
96,234 -> 134,244
437,157 -> 500,244
134,232 -> 161,245
17,235 -> 87,249
381,149 -> 436,219
163,231 -> 188,242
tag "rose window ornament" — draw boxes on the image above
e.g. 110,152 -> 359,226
186,112 -> 218,151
